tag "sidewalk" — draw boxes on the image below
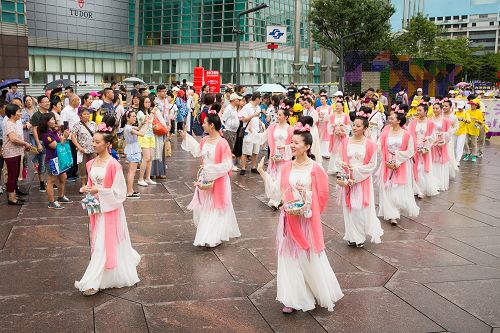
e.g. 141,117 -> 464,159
1,138 -> 500,332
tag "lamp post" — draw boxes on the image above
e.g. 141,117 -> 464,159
234,3 -> 268,85
339,31 -> 363,92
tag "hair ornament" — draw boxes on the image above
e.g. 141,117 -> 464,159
207,108 -> 217,115
355,111 -> 370,118
279,103 -> 291,110
97,123 -> 113,132
294,122 -> 311,132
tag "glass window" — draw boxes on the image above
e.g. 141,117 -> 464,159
103,59 -> 114,72
171,60 -> 176,74
212,58 -> 220,71
16,2 -> 24,12
95,59 -> 103,72
76,58 -> 85,72
46,56 -> 61,72
1,0 -> 15,12
17,13 -> 24,24
1,12 -> 16,23
34,55 -> 45,72
116,60 -> 126,73
61,57 -> 75,72
85,58 -> 93,72
144,60 -> 151,73
162,60 -> 170,73
202,58 -> 210,69
152,60 -> 160,72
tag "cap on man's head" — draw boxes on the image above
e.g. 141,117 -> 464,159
417,88 -> 423,92
333,91 -> 343,97
456,100 -> 466,109
229,93 -> 243,101
90,91 -> 101,97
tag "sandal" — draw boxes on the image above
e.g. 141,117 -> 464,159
82,288 -> 99,296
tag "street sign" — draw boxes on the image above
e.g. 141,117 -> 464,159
205,70 -> 221,94
266,25 -> 287,44
193,67 -> 204,94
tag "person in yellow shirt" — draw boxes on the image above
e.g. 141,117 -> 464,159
453,100 -> 471,166
463,100 -> 484,162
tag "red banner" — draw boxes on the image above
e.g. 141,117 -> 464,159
193,67 -> 205,94
205,70 -> 221,94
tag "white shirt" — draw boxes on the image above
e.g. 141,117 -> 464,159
61,105 -> 80,130
222,103 -> 240,132
238,102 -> 260,133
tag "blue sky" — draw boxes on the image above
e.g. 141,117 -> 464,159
390,0 -> 500,31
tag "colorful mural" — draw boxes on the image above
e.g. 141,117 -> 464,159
344,51 -> 464,99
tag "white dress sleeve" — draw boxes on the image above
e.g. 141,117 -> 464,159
351,150 -> 377,183
247,128 -> 268,145
202,155 -> 233,181
261,171 -> 281,202
181,133 -> 202,157
394,136 -> 415,166
98,168 -> 127,213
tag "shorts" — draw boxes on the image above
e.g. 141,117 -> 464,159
126,152 -> 142,163
138,136 -> 156,149
242,136 -> 260,155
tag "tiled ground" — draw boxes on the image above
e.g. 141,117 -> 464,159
1,138 -> 500,333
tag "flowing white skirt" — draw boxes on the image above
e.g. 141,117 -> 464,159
75,209 -> 140,292
266,161 -> 285,207
276,213 -> 344,311
377,163 -> 420,220
433,161 -> 450,192
310,126 -> 323,164
412,156 -> 439,197
327,145 -> 342,175
188,175 -> 241,247
447,140 -> 458,179
340,182 -> 384,244
321,141 -> 330,158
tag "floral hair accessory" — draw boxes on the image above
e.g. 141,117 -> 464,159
336,97 -> 344,103
355,111 -> 370,118
391,103 -> 398,110
279,103 -> 291,110
395,105 -> 405,114
294,122 -> 311,132
207,108 -> 217,115
97,123 -> 113,132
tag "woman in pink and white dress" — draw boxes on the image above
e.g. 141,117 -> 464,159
316,95 -> 332,159
337,110 -> 383,247
302,97 -> 322,164
181,111 -> 240,247
408,104 -> 439,199
249,105 -> 294,208
327,99 -> 351,175
257,123 -> 343,314
442,99 -> 459,179
378,111 -> 420,225
430,99 -> 453,191
75,126 -> 140,296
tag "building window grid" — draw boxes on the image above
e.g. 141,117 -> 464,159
0,0 -> 26,24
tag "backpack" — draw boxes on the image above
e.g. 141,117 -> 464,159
192,106 -> 208,136
395,93 -> 404,103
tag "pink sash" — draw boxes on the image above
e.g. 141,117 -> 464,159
86,158 -> 126,270
340,138 -> 376,210
200,137 -> 232,209
409,120 -> 435,181
380,130 -> 411,185
280,161 -> 329,254
431,118 -> 451,164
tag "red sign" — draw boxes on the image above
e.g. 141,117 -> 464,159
193,67 -> 204,94
205,70 -> 221,94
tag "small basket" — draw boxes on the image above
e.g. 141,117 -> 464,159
195,167 -> 214,190
282,187 -> 306,216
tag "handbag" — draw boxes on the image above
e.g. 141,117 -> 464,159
49,142 -> 72,175
153,112 -> 168,136
163,138 -> 172,157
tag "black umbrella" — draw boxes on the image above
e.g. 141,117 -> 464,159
0,79 -> 22,90
44,79 -> 74,90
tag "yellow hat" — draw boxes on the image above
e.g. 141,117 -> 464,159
411,99 -> 420,107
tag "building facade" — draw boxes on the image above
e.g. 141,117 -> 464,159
391,0 -> 500,54
0,0 -> 329,86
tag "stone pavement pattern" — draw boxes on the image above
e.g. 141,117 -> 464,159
1,139 -> 500,333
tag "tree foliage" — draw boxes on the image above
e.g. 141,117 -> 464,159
309,0 -> 395,58
390,13 -> 439,57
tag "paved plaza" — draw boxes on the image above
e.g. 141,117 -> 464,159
1,138 -> 500,333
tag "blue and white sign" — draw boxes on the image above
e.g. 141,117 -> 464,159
266,25 -> 287,44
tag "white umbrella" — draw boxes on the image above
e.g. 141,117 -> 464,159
123,77 -> 145,84
255,84 -> 287,94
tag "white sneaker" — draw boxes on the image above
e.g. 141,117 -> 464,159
0,186 -> 3,195
145,179 -> 158,185
232,165 -> 240,172
137,180 -> 149,187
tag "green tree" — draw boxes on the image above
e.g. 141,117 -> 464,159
309,0 -> 395,58
391,13 -> 439,57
